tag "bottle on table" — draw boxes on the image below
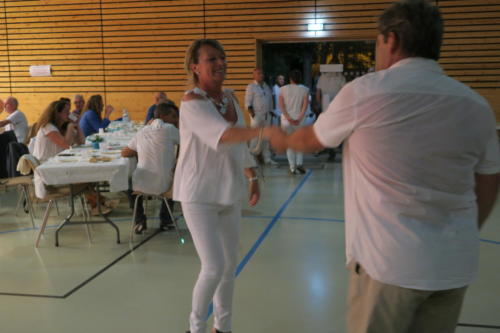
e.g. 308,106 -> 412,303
122,108 -> 129,122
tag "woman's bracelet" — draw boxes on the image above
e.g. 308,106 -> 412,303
248,176 -> 258,182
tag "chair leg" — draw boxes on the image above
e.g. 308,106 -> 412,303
35,200 -> 54,248
22,185 -> 36,229
82,194 -> 92,221
15,187 -> 23,216
163,198 -> 182,241
54,200 -> 60,216
80,196 -> 92,244
130,194 -> 143,242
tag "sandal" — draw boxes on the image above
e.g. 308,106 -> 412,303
90,206 -> 112,216
134,221 -> 147,235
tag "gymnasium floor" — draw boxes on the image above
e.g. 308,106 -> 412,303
0,158 -> 498,333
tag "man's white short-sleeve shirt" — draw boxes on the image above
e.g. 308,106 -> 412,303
127,119 -> 179,195
6,110 -> 28,143
314,57 -> 500,290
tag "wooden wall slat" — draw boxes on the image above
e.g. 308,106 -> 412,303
0,1 -> 10,94
0,0 -> 499,123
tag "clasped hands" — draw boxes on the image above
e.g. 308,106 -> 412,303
262,126 -> 289,153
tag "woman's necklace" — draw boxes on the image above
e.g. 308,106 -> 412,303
207,94 -> 228,115
196,87 -> 228,115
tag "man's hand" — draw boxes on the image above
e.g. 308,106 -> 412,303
264,126 -> 288,153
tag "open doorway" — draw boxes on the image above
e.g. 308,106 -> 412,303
262,40 -> 375,109
261,40 -> 375,165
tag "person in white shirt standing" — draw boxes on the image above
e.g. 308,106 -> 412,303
268,1 -> 500,332
121,102 -> 180,234
175,39 -> 274,333
1,97 -> 28,143
245,68 -> 276,165
279,69 -> 309,175
272,74 -> 285,126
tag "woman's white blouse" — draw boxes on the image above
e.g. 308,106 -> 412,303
173,89 -> 256,205
33,123 -> 64,163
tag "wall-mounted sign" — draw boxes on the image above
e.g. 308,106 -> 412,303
29,65 -> 51,77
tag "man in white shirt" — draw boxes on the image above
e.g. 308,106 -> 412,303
272,74 -> 285,126
269,1 -> 500,332
1,97 -> 28,143
315,66 -> 346,162
245,68 -> 276,165
122,102 -> 180,234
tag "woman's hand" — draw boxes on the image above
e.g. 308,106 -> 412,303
248,179 -> 260,206
104,104 -> 114,118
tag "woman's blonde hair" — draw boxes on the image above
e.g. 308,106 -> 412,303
184,39 -> 226,86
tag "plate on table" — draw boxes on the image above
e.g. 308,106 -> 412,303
88,156 -> 113,163
57,157 -> 79,163
101,150 -> 121,155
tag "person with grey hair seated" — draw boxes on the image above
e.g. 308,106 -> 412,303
0,96 -> 28,143
71,94 -> 85,122
122,102 -> 180,233
144,91 -> 168,124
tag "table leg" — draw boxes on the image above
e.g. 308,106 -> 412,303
95,183 -> 121,244
54,183 -> 121,246
55,185 -> 76,247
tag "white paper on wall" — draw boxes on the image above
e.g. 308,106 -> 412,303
29,65 -> 51,77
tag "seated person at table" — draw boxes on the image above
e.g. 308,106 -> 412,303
33,100 -> 85,163
0,96 -> 29,143
79,94 -> 114,137
144,91 -> 167,124
122,102 -> 180,234
33,100 -> 110,215
71,94 -> 85,122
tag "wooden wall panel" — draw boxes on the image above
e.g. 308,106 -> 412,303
0,0 -> 498,124
0,1 -> 10,94
439,0 -> 500,121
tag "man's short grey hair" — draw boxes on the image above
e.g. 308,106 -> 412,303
74,94 -> 84,101
7,96 -> 18,109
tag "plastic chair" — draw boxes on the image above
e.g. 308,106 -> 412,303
0,175 -> 36,228
16,154 -> 90,247
130,188 -> 182,242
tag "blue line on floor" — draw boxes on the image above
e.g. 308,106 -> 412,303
279,216 -> 345,223
480,238 -> 500,245
3,211 -> 500,248
244,215 -> 345,223
244,216 -> 500,246
206,170 -> 314,319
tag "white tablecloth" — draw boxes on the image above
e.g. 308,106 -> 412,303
35,148 -> 131,198
86,121 -> 144,147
